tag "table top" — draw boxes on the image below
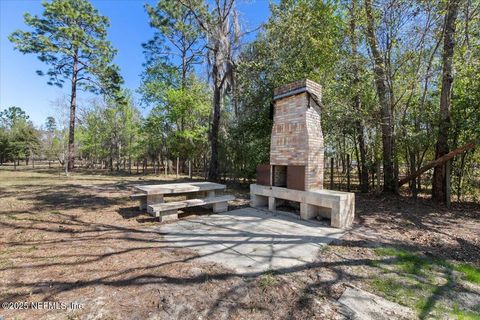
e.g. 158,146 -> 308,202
134,181 -> 226,195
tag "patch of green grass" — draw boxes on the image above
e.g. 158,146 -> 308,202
374,246 -> 403,257
373,246 -> 435,276
368,259 -> 381,268
454,263 -> 480,285
372,248 -> 480,319
451,304 -> 480,320
397,253 -> 432,275
258,270 -> 279,288
372,276 -> 436,311
372,278 -> 405,297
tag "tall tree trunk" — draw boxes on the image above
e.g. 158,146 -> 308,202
409,150 -> 418,198
67,50 -> 78,172
353,133 -> 361,183
208,62 -> 221,182
364,0 -> 395,193
432,0 -> 460,202
109,154 -> 113,172
189,159 -> 192,179
350,0 -> 369,192
357,125 -> 369,192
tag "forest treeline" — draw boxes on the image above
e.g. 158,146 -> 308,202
1,0 -> 479,202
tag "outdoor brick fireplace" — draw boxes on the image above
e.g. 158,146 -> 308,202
251,79 -> 354,229
257,79 -> 324,191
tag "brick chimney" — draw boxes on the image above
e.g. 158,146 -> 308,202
269,79 -> 324,191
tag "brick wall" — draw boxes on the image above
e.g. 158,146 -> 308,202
270,79 -> 324,190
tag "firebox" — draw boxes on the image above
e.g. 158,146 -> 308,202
272,165 -> 287,187
256,165 -> 306,191
257,79 -> 324,191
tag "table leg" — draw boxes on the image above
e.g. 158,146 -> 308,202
147,194 -> 164,207
139,198 -> 147,211
203,190 -> 215,209
213,201 -> 228,213
159,209 -> 178,222
138,193 -> 147,211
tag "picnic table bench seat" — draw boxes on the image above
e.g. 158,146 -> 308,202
148,195 -> 235,221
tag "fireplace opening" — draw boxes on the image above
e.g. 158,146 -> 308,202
256,165 -> 307,190
272,165 -> 287,187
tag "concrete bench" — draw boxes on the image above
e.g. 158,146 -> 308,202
250,184 -> 354,229
148,195 -> 235,222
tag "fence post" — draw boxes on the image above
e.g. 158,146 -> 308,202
189,159 -> 192,179
347,154 -> 350,192
176,157 -> 179,179
330,157 -> 334,190
204,155 -> 207,180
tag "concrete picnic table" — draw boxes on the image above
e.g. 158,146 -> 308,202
133,182 -> 227,210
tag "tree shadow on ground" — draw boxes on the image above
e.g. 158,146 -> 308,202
1,182 -> 479,319
1,206 -> 478,318
353,193 -> 480,264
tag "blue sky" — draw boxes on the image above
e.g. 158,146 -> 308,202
0,0 -> 272,126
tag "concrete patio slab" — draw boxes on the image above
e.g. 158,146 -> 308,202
156,207 -> 344,274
